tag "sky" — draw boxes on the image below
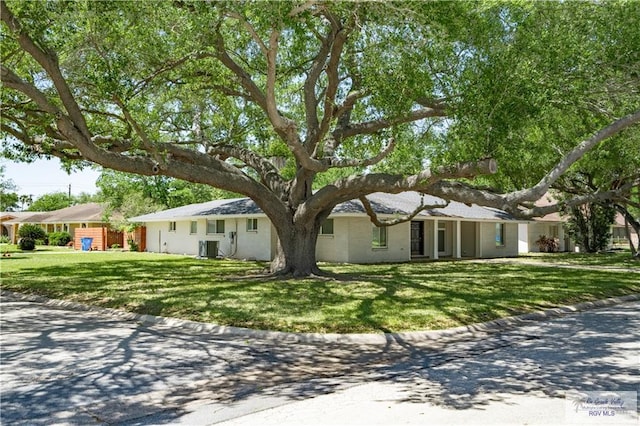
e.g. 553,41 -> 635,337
1,158 -> 101,199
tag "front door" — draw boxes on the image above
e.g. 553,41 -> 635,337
411,221 -> 424,256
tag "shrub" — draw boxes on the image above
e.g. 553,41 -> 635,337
111,243 -> 121,249
566,202 -> 615,253
18,238 -> 36,251
0,235 -> 10,244
535,235 -> 560,253
48,231 -> 72,246
18,224 -> 47,241
127,239 -> 139,252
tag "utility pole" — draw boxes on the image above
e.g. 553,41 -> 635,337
68,184 -> 71,203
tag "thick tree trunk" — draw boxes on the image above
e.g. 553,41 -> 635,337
270,222 -> 322,277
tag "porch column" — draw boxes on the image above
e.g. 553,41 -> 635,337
432,219 -> 439,260
518,223 -> 529,254
455,220 -> 461,258
12,224 -> 19,244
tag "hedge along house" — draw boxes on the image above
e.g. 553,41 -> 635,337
129,192 -> 524,263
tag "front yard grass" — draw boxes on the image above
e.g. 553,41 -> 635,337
520,250 -> 639,268
1,251 -> 638,333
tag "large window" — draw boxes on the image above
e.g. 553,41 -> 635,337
247,218 -> 258,232
206,219 -> 225,234
372,226 -> 387,248
495,223 -> 505,247
190,221 -> 198,234
320,219 -> 334,235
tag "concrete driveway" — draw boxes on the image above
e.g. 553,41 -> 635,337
1,291 -> 638,425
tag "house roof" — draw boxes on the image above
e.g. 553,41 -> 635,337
1,203 -> 115,224
532,193 -> 567,223
360,192 -> 517,221
129,198 -> 260,222
0,211 -> 43,222
130,192 -> 521,223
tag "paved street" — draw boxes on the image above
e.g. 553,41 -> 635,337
1,291 -> 638,425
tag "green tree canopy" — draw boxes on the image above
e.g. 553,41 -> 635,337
27,191 -> 71,211
0,165 -> 19,211
1,0 -> 639,275
95,170 -> 237,218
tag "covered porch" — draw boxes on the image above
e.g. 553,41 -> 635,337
410,219 -> 518,260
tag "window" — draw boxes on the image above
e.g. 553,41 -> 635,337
190,221 -> 198,234
372,226 -> 387,248
206,219 -> 225,234
169,221 -> 177,232
495,223 -> 505,246
247,218 -> 258,232
320,219 -> 334,235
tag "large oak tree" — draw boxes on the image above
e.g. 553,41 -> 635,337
2,1 -> 639,275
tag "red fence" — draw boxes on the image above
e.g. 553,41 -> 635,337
124,227 -> 146,252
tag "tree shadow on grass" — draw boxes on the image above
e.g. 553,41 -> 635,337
3,258 -> 639,335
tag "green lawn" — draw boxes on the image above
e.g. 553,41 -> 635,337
520,250 -> 640,268
1,250 -> 638,333
0,243 -> 71,254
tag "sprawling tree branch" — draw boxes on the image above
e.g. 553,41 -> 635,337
360,195 -> 449,227
213,26 -> 268,111
505,109 -> 640,205
333,106 -> 447,142
1,1 -> 91,140
1,65 -> 61,116
307,158 -> 497,215
330,137 -> 396,168
303,13 -> 337,147
315,10 -> 354,151
206,144 -> 287,194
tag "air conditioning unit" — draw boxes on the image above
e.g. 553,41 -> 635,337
198,240 -> 219,259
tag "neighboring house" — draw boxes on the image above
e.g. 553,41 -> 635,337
130,192 -> 525,263
0,211 -> 40,244
610,213 -> 640,249
521,193 -> 572,253
524,193 -> 639,253
0,203 -> 122,250
523,211 -> 574,253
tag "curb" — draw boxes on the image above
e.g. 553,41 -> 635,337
2,289 -> 639,345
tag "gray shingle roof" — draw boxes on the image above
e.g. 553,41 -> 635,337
336,192 -> 516,221
130,198 -> 261,222
130,192 -> 520,222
